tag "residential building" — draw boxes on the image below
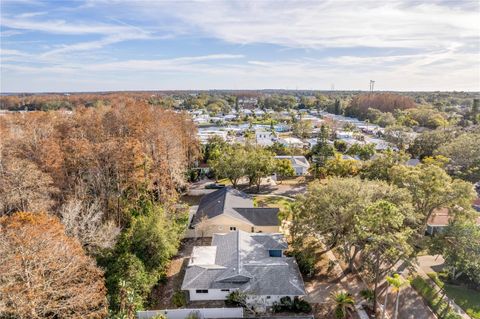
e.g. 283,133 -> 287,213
255,130 -> 275,146
182,230 -> 306,310
274,156 -> 310,176
426,207 -> 480,235
189,187 -> 280,237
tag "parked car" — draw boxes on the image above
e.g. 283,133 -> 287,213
205,183 -> 225,189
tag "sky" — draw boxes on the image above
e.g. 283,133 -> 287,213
1,0 -> 479,92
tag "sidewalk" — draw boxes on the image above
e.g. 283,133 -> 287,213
414,261 -> 471,319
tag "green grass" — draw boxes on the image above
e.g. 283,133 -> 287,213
427,273 -> 480,319
409,276 -> 463,319
216,178 -> 232,186
253,195 -> 294,220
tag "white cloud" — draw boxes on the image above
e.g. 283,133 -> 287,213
1,0 -> 479,91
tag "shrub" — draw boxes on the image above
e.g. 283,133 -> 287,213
172,290 -> 186,308
273,296 -> 311,314
290,250 -> 315,277
293,297 -> 312,313
225,290 -> 247,307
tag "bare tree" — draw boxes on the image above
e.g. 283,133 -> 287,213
195,214 -> 211,239
59,197 -> 120,254
0,212 -> 108,319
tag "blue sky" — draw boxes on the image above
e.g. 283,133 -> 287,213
1,0 -> 479,92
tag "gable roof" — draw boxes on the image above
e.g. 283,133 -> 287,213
182,230 -> 305,296
192,187 -> 279,226
233,208 -> 280,226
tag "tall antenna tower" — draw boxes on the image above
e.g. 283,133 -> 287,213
369,80 -> 375,92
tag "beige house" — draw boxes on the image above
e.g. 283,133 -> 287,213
189,187 -> 280,237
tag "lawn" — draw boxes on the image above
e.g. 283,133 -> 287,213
410,275 -> 472,319
427,273 -> 480,319
253,195 -> 295,220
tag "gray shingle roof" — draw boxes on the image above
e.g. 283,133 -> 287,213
233,208 -> 280,226
192,187 -> 279,227
182,230 -> 305,296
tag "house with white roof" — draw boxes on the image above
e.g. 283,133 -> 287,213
274,156 -> 310,176
255,130 -> 275,146
182,230 -> 305,309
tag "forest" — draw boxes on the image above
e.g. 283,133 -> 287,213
0,98 -> 200,318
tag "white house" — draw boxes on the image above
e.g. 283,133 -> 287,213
277,137 -> 304,148
255,130 -> 275,146
182,230 -> 305,308
274,156 -> 310,176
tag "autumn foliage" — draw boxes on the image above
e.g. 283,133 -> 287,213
0,100 -> 199,220
0,212 -> 108,319
348,93 -> 416,116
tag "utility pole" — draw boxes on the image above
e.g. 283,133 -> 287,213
369,80 -> 375,93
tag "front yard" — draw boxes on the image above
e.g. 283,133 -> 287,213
253,194 -> 294,220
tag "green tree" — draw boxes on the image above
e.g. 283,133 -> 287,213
436,132 -> 480,182
437,221 -> 480,285
324,153 -> 360,177
360,150 -> 410,181
209,145 -> 247,188
390,163 -> 476,231
203,136 -> 227,163
346,143 -> 376,160
291,178 -> 414,272
244,147 -> 276,192
408,129 -> 455,159
311,125 -> 334,176
275,158 -> 295,182
292,120 -> 313,138
383,125 -> 414,150
357,200 -> 414,313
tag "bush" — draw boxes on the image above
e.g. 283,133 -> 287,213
290,250 -> 315,278
273,296 -> 311,314
293,297 -> 312,313
225,290 -> 247,307
172,290 -> 186,307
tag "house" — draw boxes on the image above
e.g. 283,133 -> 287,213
190,187 -> 280,237
278,137 -> 304,148
426,207 -> 480,235
181,230 -> 306,309
255,130 -> 275,146
274,156 -> 310,176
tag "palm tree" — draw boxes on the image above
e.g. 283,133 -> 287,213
386,274 -> 408,319
330,290 -> 355,319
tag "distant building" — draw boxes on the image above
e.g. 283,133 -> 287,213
255,130 -> 275,146
275,156 -> 310,175
278,137 -> 304,148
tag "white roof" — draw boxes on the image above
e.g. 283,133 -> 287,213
189,246 -> 218,266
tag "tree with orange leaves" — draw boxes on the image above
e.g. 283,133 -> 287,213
0,212 -> 108,319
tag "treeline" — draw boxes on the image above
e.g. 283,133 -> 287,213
0,100 -> 200,318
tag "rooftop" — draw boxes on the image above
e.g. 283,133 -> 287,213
182,230 -> 305,296
192,187 -> 279,227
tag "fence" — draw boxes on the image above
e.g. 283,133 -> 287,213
137,307 -> 243,319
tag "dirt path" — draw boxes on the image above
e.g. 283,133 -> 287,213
149,237 -> 211,309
